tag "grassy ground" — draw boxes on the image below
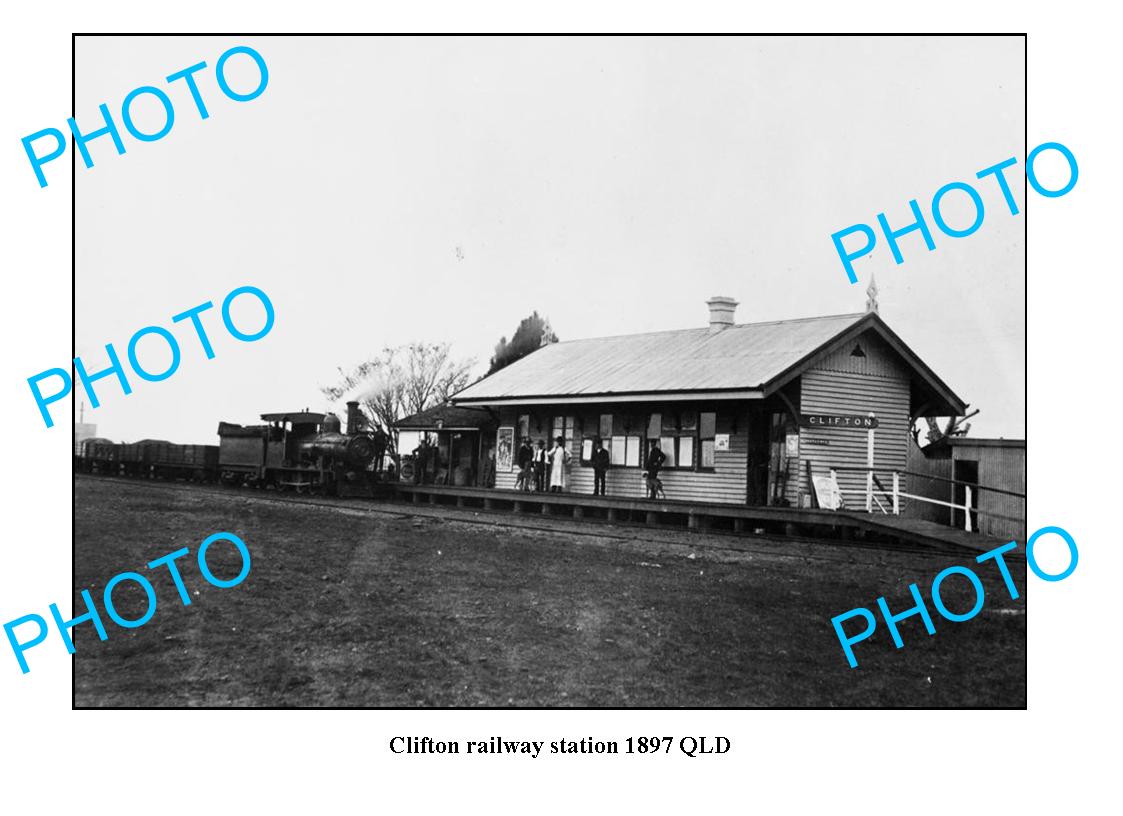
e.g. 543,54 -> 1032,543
73,476 -> 1026,707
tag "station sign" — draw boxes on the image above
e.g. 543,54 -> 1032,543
800,414 -> 879,429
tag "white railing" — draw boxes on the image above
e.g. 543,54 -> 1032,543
834,469 -> 898,519
825,467 -> 1023,533
897,483 -> 974,531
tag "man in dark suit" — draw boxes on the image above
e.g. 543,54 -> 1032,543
644,440 -> 667,499
515,437 -> 534,491
591,438 -> 611,496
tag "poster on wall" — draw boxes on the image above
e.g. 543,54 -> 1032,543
496,427 -> 514,472
714,433 -> 731,452
785,433 -> 799,458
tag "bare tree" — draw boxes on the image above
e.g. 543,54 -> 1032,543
320,343 -> 476,454
402,342 -> 473,414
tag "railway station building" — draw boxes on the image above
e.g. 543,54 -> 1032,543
450,295 -> 967,510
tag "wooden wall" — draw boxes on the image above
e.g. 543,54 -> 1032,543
637,411 -> 748,505
798,331 -> 913,509
905,441 -> 953,524
492,404 -> 750,504
955,442 -> 1026,541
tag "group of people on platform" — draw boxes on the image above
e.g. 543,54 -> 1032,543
513,436 -> 668,499
513,436 -> 568,493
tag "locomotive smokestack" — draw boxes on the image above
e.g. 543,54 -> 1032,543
346,401 -> 362,435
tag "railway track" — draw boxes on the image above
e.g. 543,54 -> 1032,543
74,473 -> 998,566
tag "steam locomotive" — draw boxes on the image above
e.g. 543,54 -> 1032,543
217,402 -> 385,492
76,401 -> 387,495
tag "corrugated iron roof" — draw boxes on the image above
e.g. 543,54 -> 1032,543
946,437 -> 1025,448
453,313 -> 869,401
395,404 -> 496,430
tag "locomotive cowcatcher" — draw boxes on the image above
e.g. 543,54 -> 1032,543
217,401 -> 385,493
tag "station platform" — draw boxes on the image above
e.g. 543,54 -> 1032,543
393,484 -> 1017,556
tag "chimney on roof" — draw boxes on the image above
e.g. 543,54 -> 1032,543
706,296 -> 738,331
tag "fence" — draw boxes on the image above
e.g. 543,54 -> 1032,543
827,465 -> 1025,535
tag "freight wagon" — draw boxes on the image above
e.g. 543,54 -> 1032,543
119,439 -> 219,480
76,438 -> 218,481
76,438 -> 121,475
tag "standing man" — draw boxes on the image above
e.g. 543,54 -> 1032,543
644,439 -> 667,499
515,436 -> 534,491
481,448 -> 496,488
591,438 -> 610,496
533,439 -> 548,492
411,438 -> 426,485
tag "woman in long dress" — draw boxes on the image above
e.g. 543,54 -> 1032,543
548,436 -> 570,492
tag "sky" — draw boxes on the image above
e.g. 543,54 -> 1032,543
74,35 -> 1025,443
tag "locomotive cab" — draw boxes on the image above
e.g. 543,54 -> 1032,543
261,411 -> 326,472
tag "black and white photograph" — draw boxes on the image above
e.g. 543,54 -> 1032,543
11,1 -> 1123,811
68,34 -> 1029,709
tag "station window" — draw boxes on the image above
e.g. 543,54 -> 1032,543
609,435 -> 642,466
700,412 -> 717,469
551,415 -> 577,447
606,413 -> 643,467
658,411 -> 698,469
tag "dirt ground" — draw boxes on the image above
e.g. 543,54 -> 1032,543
72,476 -> 1026,707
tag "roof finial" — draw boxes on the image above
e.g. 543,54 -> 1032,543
865,274 -> 879,314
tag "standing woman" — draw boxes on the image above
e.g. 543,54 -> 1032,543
548,436 -> 571,492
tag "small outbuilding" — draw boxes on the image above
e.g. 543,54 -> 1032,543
394,404 -> 498,487
907,436 -> 1026,540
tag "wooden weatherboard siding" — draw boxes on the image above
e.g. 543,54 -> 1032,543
905,441 -> 953,525
493,404 -> 749,504
954,441 -> 1026,541
798,332 -> 912,508
569,411 -> 748,504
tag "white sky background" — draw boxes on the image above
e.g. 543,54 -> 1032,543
75,35 -> 1025,443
